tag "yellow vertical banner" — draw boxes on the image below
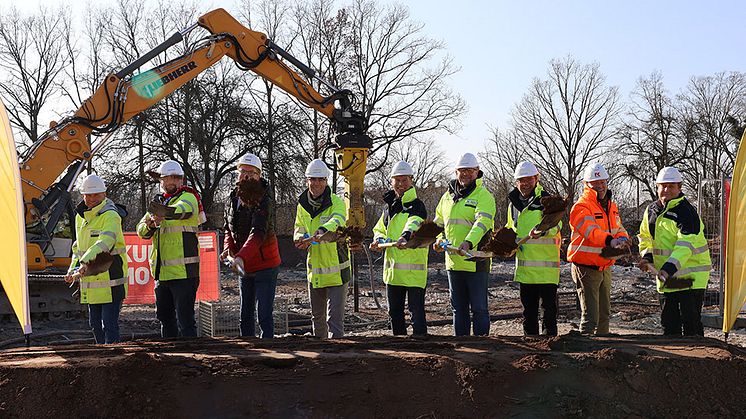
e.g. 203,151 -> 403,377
724,129 -> 746,333
0,98 -> 32,334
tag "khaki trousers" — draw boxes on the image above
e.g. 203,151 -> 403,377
308,282 -> 347,338
571,264 -> 611,335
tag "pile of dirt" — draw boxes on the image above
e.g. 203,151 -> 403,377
1,334 -> 745,418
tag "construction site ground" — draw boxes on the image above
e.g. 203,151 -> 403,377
2,261 -> 746,418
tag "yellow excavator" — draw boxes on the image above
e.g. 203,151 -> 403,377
5,8 -> 371,316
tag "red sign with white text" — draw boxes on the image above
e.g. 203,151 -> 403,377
122,231 -> 220,304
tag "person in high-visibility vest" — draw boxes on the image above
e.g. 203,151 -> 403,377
137,160 -> 204,338
65,175 -> 128,344
567,163 -> 629,335
293,159 -> 350,338
222,153 -> 281,338
433,153 -> 496,336
507,161 -> 562,336
369,161 -> 429,336
638,166 -> 711,336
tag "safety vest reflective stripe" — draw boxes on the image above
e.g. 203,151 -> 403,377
310,260 -> 351,275
576,216 -> 596,232
476,212 -> 494,220
95,241 -> 113,252
329,212 -> 345,220
392,262 -> 426,271
653,248 -> 672,256
674,241 -> 709,255
676,265 -> 711,276
582,224 -> 601,238
110,248 -> 125,256
100,231 -> 117,239
160,225 -> 200,234
569,244 -> 603,254
517,260 -> 559,268
80,277 -> 127,289
526,238 -> 561,245
447,218 -> 473,227
611,227 -> 627,234
474,221 -> 489,232
161,256 -> 201,266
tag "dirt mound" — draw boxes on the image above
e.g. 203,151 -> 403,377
1,334 -> 745,418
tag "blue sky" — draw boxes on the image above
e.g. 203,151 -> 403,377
4,0 -> 746,165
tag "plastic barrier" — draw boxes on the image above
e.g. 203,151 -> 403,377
123,231 -> 220,304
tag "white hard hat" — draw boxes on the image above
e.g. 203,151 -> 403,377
390,160 -> 414,177
583,163 -> 609,182
455,153 -> 479,169
157,160 -> 184,177
237,153 -> 262,172
656,166 -> 683,183
514,161 -> 539,179
80,174 -> 106,194
305,159 -> 330,178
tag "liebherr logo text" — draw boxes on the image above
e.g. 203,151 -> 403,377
143,61 -> 198,98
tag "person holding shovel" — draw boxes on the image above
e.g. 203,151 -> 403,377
293,159 -> 350,338
433,153 -> 496,336
369,161 -> 429,336
64,174 -> 128,344
137,160 -> 204,338
221,153 -> 281,338
567,163 -> 629,336
507,161 -> 563,336
638,166 -> 711,336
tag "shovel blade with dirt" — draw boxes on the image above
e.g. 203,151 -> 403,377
379,220 -> 444,249
147,200 -> 176,218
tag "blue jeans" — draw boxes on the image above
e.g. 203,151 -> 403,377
155,277 -> 199,338
89,299 -> 123,344
447,270 -> 490,336
240,267 -> 279,338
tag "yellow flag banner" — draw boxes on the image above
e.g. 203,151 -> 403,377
724,129 -> 746,333
0,98 -> 31,334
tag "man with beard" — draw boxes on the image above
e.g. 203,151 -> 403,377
221,153 -> 281,338
137,160 -> 204,337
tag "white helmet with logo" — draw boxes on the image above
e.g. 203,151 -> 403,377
455,153 -> 479,169
583,163 -> 609,182
656,166 -> 683,183
390,160 -> 414,177
514,161 -> 539,179
305,159 -> 330,178
80,174 -> 107,194
157,160 -> 184,177
237,153 -> 262,172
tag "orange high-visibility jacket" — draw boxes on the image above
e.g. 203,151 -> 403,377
567,185 -> 629,270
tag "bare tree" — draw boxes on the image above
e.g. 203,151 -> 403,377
0,6 -> 70,147
677,71 -> 746,189
616,71 -> 695,200
510,56 -> 621,203
346,0 -> 465,172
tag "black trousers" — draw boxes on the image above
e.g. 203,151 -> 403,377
659,289 -> 705,336
386,284 -> 427,335
519,283 -> 558,336
155,277 -> 199,337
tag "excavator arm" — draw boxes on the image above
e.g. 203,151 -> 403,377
21,8 -> 370,270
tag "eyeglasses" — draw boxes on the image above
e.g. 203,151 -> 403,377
238,168 -> 261,176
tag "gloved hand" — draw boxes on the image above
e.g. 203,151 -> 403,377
395,237 -> 408,249
433,239 -> 446,253
637,260 -> 654,273
610,237 -> 629,249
